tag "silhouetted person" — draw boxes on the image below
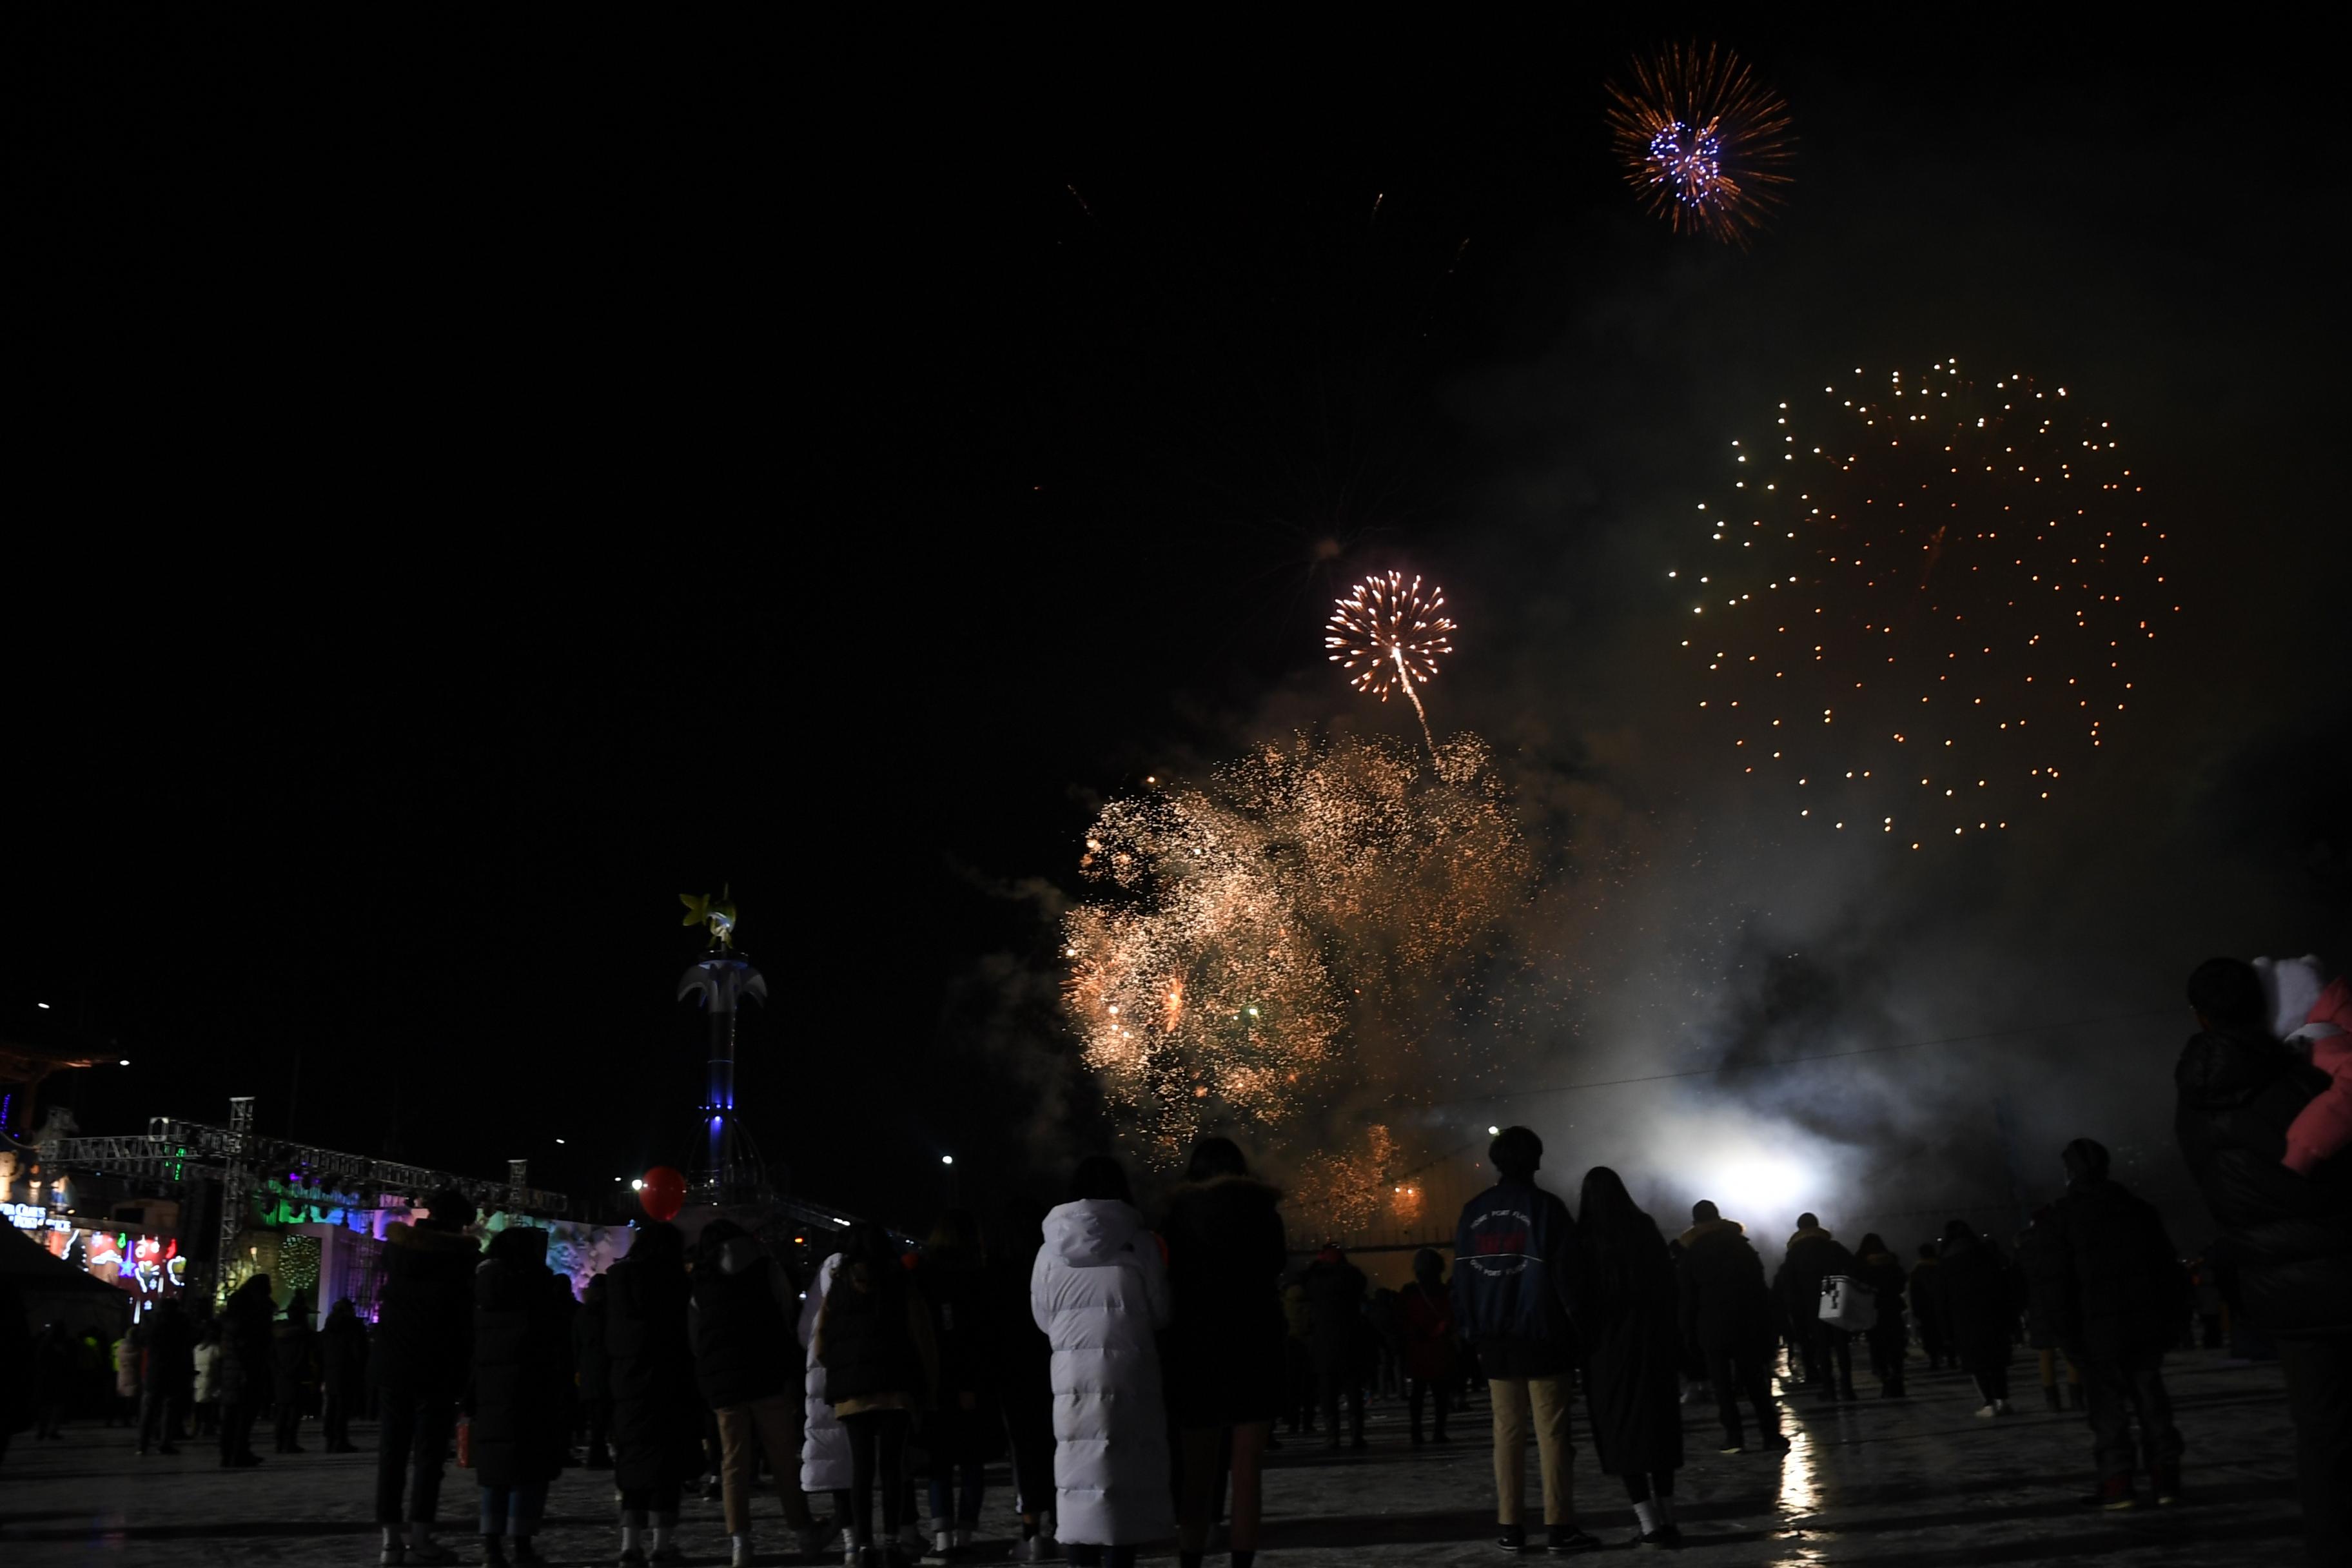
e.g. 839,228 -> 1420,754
1300,1244 -> 1367,1450
607,1219 -> 705,1564
1401,1248 -> 1456,1446
1774,1213 -> 1856,1399
271,1289 -> 316,1453
575,1274 -> 612,1469
1910,1241 -> 1951,1369
2176,955 -> 2352,1563
469,1225 -> 571,1564
2034,1137 -> 2189,1509
1851,1234 -> 1908,1398
1938,1220 -> 2015,1415
372,1190 -> 480,1565
217,1272 -> 273,1467
990,1200 -> 1056,1561
136,1298 -> 193,1455
1161,1136 -> 1286,1568
319,1298 -> 369,1453
2015,1208 -> 2084,1412
915,1208 -> 1004,1558
692,1217 -> 820,1567
1452,1126 -> 1600,1555
1574,1168 -> 1685,1549
1678,1200 -> 1782,1453
34,1321 -> 74,1440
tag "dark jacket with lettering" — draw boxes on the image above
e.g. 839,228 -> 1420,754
1451,1179 -> 1578,1378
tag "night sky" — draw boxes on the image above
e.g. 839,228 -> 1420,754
8,16 -> 2347,1238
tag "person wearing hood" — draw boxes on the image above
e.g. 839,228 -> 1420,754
1401,1248 -> 1456,1446
1937,1219 -> 2017,1416
371,1191 -> 480,1565
607,1219 -> 705,1565
1773,1214 -> 1857,1401
1300,1242 -> 1369,1451
1030,1155 -> 1173,1568
990,1200 -> 1058,1562
916,1208 -> 1006,1559
217,1272 -> 274,1469
2175,956 -> 2352,1562
1451,1126 -> 1600,1556
691,1219 -> 822,1567
1573,1168 -> 1685,1549
1849,1235 -> 1909,1398
320,1298 -> 369,1453
1160,1137 -> 1286,1568
2040,1137 -> 2188,1509
798,1248 -> 854,1540
1677,1200 -> 1781,1453
468,1225 -> 571,1565
270,1289 -> 317,1453
818,1221 -> 937,1567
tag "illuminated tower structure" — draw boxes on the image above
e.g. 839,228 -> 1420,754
677,891 -> 770,1204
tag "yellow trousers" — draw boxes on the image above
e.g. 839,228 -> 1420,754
1488,1375 -> 1574,1525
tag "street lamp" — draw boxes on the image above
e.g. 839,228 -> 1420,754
1487,1125 -> 1500,1136
940,1155 -> 954,1166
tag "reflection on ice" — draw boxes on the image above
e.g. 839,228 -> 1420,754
1770,1421 -> 1827,1565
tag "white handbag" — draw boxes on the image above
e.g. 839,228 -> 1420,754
1818,1274 -> 1876,1332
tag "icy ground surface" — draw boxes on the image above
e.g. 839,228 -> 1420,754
0,1351 -> 2304,1564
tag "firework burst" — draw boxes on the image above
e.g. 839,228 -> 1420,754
1676,362 -> 2171,846
1063,731 -> 1531,1166
1605,43 -> 1793,243
1326,572 -> 1455,752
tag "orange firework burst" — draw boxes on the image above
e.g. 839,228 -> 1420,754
1326,572 -> 1455,751
1605,42 -> 1793,244
1063,731 -> 1532,1166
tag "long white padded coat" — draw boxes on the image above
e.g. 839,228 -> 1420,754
1029,1198 -> 1173,1547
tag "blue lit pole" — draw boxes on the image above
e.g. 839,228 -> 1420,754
677,892 -> 766,1204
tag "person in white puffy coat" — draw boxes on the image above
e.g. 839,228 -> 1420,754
799,1252 -> 852,1501
1030,1157 -> 1173,1565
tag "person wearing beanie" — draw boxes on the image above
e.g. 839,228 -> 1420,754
1450,1126 -> 1600,1555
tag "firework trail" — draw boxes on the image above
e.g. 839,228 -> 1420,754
1326,571 -> 1455,754
1605,42 -> 1793,244
1062,730 -> 1533,1169
1675,363 -> 2171,847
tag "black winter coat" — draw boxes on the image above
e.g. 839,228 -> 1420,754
691,1237 -> 798,1410
1774,1229 -> 1855,1333
817,1266 -> 930,1407
1676,1219 -> 1774,1353
2014,1218 -> 2067,1351
1937,1234 -> 2015,1373
574,1281 -> 611,1407
371,1223 -> 479,1398
218,1280 -> 274,1406
914,1253 -> 1008,1462
1573,1225 -> 1685,1477
1160,1176 -> 1288,1427
1851,1251 -> 1908,1337
1908,1258 -> 1948,1341
470,1253 -> 573,1489
2049,1177 -> 2187,1361
2174,1024 -> 2352,1338
318,1308 -> 368,1400
270,1317 -> 315,1404
141,1306 -> 196,1399
605,1243 -> 705,1489
1300,1254 -> 1367,1367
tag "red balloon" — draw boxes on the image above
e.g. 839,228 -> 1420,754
638,1166 -> 687,1222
